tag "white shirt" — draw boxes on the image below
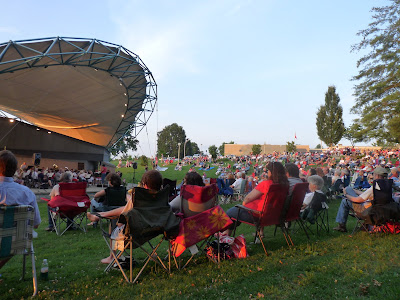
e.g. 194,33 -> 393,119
231,178 -> 243,191
303,190 -> 324,207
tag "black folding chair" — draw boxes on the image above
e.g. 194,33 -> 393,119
301,192 -> 330,236
347,179 -> 399,234
99,187 -> 180,283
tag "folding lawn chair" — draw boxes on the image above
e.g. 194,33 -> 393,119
47,182 -> 90,236
301,192 -> 330,236
100,186 -> 180,283
232,184 -> 289,256
163,178 -> 177,201
276,182 -> 310,246
171,184 -> 233,269
347,179 -> 400,234
93,186 -> 127,212
232,179 -> 247,202
0,205 -> 37,296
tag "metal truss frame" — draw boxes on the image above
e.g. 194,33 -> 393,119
0,37 -> 157,150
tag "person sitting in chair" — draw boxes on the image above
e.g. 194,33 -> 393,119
45,172 -> 73,231
224,161 -> 289,237
0,150 -> 41,268
230,172 -> 244,192
285,163 -> 303,196
87,170 -> 164,264
333,166 -> 388,233
0,150 -> 41,227
302,175 -> 325,211
169,172 -> 205,213
389,167 -> 400,187
88,173 -> 126,226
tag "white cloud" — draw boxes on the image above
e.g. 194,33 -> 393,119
108,3 -> 205,80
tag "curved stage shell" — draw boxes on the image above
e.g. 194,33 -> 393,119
0,37 -> 157,149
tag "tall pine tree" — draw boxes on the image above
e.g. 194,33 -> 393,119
316,86 -> 345,147
351,0 -> 400,145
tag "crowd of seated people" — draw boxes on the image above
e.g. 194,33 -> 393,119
9,150 -> 400,239
12,166 -> 103,189
4,144 -> 398,277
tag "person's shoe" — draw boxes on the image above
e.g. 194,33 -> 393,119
333,223 -> 347,232
45,226 -> 55,232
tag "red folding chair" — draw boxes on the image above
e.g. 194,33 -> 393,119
171,184 -> 233,269
47,182 -> 90,235
279,183 -> 309,246
232,184 -> 289,256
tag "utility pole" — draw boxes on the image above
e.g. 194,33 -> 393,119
177,143 -> 181,162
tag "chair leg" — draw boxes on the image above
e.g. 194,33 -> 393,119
130,241 -> 133,282
281,225 -> 294,247
22,252 -> 26,280
232,209 -> 241,237
298,219 -> 310,240
31,244 -> 38,297
256,229 -> 268,256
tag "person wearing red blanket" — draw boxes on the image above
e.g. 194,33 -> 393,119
224,161 -> 289,236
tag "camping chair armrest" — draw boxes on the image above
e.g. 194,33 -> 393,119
344,197 -> 370,205
234,204 -> 261,215
92,212 -> 119,220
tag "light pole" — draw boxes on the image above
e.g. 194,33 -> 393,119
177,142 -> 181,162
183,138 -> 189,158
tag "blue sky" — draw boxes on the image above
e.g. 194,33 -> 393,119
0,0 -> 389,157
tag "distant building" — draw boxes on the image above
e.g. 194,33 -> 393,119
224,144 -> 310,156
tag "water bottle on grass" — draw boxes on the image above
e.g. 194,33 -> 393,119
40,259 -> 49,280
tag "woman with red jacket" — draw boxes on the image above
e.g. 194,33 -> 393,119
224,161 -> 289,236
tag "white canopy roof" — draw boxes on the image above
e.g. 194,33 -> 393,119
0,37 -> 157,148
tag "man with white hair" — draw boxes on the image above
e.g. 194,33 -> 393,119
230,172 -> 244,192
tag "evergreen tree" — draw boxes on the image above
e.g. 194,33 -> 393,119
352,0 -> 400,144
316,86 -> 345,147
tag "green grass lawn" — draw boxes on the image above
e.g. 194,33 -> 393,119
2,197 -> 400,299
116,161 -> 222,185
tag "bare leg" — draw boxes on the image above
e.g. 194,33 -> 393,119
101,254 -> 113,264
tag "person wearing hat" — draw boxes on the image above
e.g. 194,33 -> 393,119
333,166 -> 389,232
